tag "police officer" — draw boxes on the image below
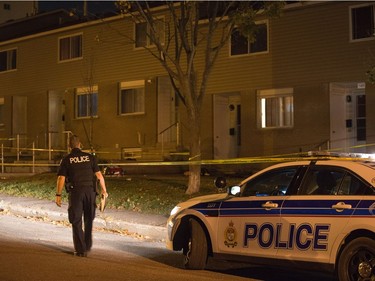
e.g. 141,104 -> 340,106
55,135 -> 108,257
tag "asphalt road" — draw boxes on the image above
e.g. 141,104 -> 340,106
0,212 -> 336,281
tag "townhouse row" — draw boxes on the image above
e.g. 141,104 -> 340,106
0,1 -> 374,162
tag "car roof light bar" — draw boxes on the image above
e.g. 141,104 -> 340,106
307,151 -> 375,160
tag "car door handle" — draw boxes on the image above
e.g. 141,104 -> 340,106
332,202 -> 352,212
262,201 -> 278,209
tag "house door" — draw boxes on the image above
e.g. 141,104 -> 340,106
12,96 -> 27,148
214,93 -> 241,159
48,90 -> 65,149
157,76 -> 176,143
330,82 -> 366,153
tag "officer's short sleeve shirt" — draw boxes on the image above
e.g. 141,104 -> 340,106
57,148 -> 100,185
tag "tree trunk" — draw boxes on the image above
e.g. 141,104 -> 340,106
187,164 -> 201,195
185,107 -> 201,195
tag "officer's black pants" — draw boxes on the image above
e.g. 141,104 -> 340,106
68,186 -> 96,253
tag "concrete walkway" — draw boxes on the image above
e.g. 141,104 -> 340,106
0,193 -> 168,241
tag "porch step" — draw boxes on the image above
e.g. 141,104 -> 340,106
4,160 -> 56,173
122,142 -> 189,162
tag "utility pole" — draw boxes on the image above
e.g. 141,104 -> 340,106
83,0 -> 87,17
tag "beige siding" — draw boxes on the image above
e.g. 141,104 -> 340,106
202,2 -> 374,156
0,1 -> 374,159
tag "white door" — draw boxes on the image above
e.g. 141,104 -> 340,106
12,96 -> 27,148
213,93 -> 241,159
48,90 -> 65,149
330,91 -> 347,150
329,83 -> 366,153
157,76 -> 176,143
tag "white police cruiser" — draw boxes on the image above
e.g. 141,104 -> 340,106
166,154 -> 375,281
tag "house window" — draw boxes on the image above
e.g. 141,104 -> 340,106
75,86 -> 98,118
356,95 -> 366,141
231,21 -> 268,56
257,88 -> 294,129
0,48 -> 17,72
135,18 -> 165,48
119,80 -> 145,115
135,22 -> 147,48
350,4 -> 375,40
59,34 -> 82,61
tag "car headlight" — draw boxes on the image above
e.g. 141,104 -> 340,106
170,206 -> 181,216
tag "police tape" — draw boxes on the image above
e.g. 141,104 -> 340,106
0,154 -> 370,168
97,155 -> 374,167
0,144 -> 374,167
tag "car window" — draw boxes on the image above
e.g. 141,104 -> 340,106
298,166 -> 373,195
299,167 -> 344,195
242,168 -> 298,197
338,173 -> 375,195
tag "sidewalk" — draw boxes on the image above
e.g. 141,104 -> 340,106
0,193 -> 168,241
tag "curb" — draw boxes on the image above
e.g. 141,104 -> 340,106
94,215 -> 167,241
0,196 -> 167,242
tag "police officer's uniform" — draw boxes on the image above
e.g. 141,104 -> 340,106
57,147 -> 99,255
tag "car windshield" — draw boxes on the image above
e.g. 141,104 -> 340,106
241,167 -> 299,197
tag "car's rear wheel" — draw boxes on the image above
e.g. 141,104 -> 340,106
338,237 -> 375,281
183,218 -> 208,270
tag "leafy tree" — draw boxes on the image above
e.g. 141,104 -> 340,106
116,1 -> 284,194
367,66 -> 375,84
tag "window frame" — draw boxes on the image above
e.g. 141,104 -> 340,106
241,167 -> 300,197
297,166 -> 373,196
257,88 -> 294,129
230,20 -> 269,57
0,48 -> 17,73
58,33 -> 83,62
75,85 -> 98,119
119,80 -> 145,116
134,17 -> 165,49
349,3 -> 375,42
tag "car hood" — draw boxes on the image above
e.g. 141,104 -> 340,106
177,193 -> 228,209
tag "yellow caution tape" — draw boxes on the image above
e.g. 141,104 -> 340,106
0,144 -> 373,167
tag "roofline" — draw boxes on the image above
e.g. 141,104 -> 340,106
0,9 -> 71,28
0,1 -> 174,47
0,13 -> 126,46
283,1 -> 327,11
1,1 -> 321,47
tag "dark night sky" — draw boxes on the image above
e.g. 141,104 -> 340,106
38,1 -> 117,16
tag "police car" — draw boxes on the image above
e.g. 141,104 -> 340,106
166,154 -> 375,281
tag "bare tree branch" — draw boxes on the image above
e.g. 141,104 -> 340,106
115,0 -> 283,194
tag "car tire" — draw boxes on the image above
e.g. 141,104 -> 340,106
183,218 -> 208,270
338,237 -> 375,281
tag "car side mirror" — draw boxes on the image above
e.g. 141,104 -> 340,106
229,185 -> 241,196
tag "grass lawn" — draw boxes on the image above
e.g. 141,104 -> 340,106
0,173 -> 243,216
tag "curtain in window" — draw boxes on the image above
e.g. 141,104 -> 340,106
351,6 -> 374,39
70,35 -> 82,58
59,38 -> 70,60
9,49 -> 16,69
120,88 -> 145,114
135,22 -> 147,48
261,94 -> 293,128
77,94 -> 88,117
